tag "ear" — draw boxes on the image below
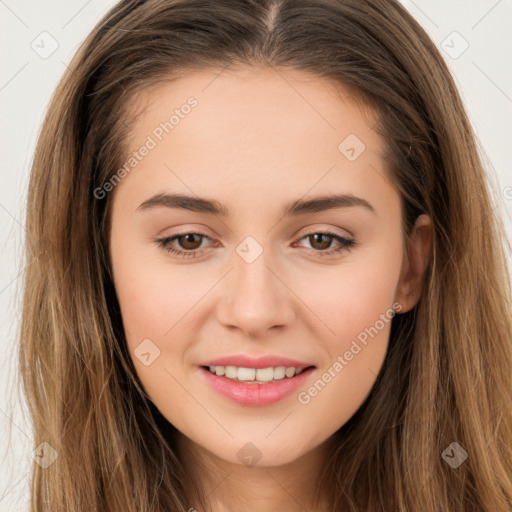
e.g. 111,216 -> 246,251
394,214 -> 432,313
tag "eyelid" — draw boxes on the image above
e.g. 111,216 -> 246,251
295,223 -> 354,239
156,224 -> 219,239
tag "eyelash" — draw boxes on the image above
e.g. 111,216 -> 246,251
154,230 -> 356,259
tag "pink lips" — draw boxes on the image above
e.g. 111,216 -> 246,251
198,354 -> 316,406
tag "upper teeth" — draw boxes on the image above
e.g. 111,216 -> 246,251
208,365 -> 304,383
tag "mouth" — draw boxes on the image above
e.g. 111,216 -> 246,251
198,364 -> 317,406
201,364 -> 314,383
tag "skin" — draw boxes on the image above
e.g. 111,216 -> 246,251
108,65 -> 431,512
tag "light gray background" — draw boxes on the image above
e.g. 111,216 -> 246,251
1,1 -> 511,510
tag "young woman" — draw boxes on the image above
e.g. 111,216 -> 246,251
19,0 -> 512,511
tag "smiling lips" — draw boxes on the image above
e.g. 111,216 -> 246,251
199,354 -> 316,406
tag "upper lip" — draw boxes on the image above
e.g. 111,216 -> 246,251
200,355 -> 315,370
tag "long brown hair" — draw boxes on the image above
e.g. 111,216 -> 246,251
18,0 -> 512,510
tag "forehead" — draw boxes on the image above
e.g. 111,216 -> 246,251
112,66 -> 392,214
124,65 -> 381,153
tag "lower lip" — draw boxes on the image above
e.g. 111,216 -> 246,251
199,366 -> 316,406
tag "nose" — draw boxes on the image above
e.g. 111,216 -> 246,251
216,247 -> 295,338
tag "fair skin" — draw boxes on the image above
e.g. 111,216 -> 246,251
108,65 -> 431,512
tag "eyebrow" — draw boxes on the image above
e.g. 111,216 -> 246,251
137,192 -> 376,217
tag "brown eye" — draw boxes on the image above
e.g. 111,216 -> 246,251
155,232 -> 213,258
307,233 -> 334,251
296,231 -> 356,256
176,233 -> 204,250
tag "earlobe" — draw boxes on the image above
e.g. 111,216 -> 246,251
395,214 -> 432,313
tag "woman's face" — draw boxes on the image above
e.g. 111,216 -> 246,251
108,66 -> 429,468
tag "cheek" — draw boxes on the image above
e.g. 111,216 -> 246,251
112,264 -> 206,417
113,262 -> 206,349
290,250 -> 401,420
295,248 -> 402,345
